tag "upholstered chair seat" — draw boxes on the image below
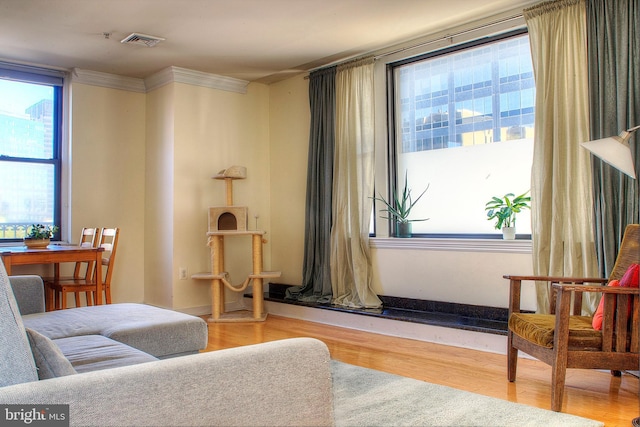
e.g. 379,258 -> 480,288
508,313 -> 601,350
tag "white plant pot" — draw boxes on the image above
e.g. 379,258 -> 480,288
502,227 -> 516,240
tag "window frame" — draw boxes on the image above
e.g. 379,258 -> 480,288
383,28 -> 533,240
0,62 -> 64,243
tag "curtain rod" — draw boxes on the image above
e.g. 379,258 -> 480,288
373,13 -> 524,60
304,12 -> 524,78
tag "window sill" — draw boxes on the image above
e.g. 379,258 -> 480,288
369,237 -> 532,254
0,240 -> 69,248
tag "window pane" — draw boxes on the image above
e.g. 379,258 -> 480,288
0,80 -> 54,159
392,32 -> 534,236
0,76 -> 59,240
0,162 -> 56,232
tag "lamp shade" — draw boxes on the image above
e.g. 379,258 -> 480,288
581,126 -> 638,179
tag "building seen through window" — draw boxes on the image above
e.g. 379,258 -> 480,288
389,31 -> 534,236
0,74 -> 61,241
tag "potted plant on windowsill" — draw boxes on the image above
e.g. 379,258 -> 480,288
24,224 -> 59,248
484,191 -> 530,240
372,172 -> 429,238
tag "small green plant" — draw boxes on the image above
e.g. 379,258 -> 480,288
26,224 -> 59,239
485,191 -> 531,230
372,172 -> 429,224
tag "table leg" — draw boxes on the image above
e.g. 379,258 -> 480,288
46,286 -> 53,311
94,251 -> 103,305
46,262 -> 60,311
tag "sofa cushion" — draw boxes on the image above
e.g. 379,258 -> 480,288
25,328 -> 77,380
54,335 -> 159,373
8,275 -> 46,315
0,261 -> 39,386
22,303 -> 208,358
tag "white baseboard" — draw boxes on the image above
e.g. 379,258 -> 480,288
175,299 -> 246,317
174,305 -> 211,316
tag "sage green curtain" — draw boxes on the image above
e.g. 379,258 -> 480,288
525,0 -> 599,314
586,0 -> 640,277
331,58 -> 382,309
286,67 -> 336,303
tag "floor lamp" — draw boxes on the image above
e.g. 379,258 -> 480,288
581,125 -> 639,179
581,125 -> 639,427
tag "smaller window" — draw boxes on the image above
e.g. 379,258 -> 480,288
0,64 -> 63,242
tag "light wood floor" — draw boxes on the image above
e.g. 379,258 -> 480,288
203,314 -> 638,427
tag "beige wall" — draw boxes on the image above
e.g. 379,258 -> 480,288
370,246 -> 535,309
144,84 -> 174,308
70,83 -> 147,304
66,68 -> 534,315
268,75 -> 310,285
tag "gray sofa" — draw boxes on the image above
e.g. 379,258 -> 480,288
0,261 -> 334,426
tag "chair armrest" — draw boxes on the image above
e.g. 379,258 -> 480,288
503,274 -> 608,284
0,337 -> 334,427
8,275 -> 45,315
504,275 -> 609,315
551,282 -> 640,294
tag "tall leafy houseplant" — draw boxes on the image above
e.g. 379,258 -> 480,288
485,191 -> 530,240
372,172 -> 429,238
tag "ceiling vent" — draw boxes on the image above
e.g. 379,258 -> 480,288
120,33 -> 165,47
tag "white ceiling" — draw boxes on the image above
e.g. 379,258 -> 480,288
0,0 -> 537,84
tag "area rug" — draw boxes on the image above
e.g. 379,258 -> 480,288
331,361 -> 604,427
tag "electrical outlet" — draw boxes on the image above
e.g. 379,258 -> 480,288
179,267 -> 187,280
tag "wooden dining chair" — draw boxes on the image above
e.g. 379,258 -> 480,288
88,227 -> 119,305
504,224 -> 639,412
47,227 -> 120,309
43,227 -> 99,310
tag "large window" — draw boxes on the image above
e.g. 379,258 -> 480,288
0,64 -> 63,242
388,30 -> 534,237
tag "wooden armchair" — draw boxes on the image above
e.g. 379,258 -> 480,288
504,224 -> 639,412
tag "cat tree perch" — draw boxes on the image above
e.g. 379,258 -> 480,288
192,165 -> 280,322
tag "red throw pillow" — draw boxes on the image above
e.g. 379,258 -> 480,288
620,263 -> 639,288
592,280 -> 620,330
592,263 -> 639,331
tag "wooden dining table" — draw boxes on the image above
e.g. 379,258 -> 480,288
1,244 -> 105,308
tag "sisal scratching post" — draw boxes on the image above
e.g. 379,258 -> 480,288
210,235 -> 224,320
252,233 -> 264,319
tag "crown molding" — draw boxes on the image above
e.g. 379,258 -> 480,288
71,68 -> 146,93
144,66 -> 249,94
70,66 -> 249,95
